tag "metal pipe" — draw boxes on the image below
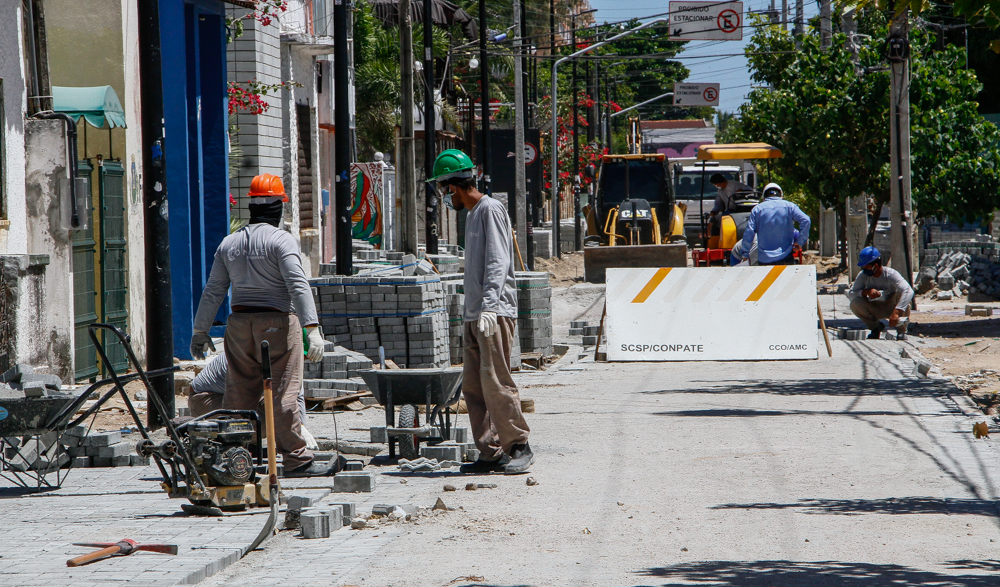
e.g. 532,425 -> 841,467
137,0 -> 174,426
335,0 -> 353,273
34,111 -> 78,228
478,0 -> 492,195
423,0 -> 438,255
550,18 -> 669,257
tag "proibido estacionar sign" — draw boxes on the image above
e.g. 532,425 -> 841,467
668,1 -> 744,41
673,83 -> 721,107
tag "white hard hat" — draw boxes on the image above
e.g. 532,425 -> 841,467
762,183 -> 783,198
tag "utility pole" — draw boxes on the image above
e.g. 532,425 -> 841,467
571,17 -> 579,252
478,0 -> 492,196
521,0 -> 534,270
550,0 -> 558,250
782,0 -> 788,29
820,0 -> 831,49
423,0 -> 437,255
794,0 -> 804,39
888,10 -> 914,285
335,0 -> 353,274
138,0 -> 174,426
512,0 -> 528,264
399,0 -> 418,253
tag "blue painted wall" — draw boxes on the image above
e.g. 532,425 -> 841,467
159,0 -> 230,359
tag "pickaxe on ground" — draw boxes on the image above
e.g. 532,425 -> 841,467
66,539 -> 178,567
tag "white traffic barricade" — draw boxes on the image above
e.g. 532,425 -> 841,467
606,266 -> 818,361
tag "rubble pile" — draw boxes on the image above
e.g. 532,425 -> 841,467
917,246 -> 1000,301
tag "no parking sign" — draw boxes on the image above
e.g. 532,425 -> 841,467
669,1 -> 744,41
674,83 -> 721,107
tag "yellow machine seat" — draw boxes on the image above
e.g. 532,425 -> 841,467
719,215 -> 738,249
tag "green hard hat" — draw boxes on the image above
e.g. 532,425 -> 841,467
427,149 -> 475,183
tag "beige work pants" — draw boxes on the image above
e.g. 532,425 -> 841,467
463,316 -> 530,460
188,390 -> 223,418
850,292 -> 910,333
222,312 -> 311,470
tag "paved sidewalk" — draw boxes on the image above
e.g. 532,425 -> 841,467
5,296 -> 998,586
198,315 -> 1000,586
0,465 -> 268,586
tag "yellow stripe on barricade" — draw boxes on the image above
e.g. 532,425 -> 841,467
631,268 -> 671,303
746,266 -> 786,302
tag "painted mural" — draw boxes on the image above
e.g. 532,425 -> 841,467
350,163 -> 383,249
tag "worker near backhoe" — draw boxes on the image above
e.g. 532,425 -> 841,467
187,353 -> 318,449
190,173 -> 330,478
847,246 -> 914,339
707,172 -> 754,237
739,183 -> 810,266
427,149 -> 533,475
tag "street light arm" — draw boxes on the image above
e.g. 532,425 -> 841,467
610,91 -> 673,118
549,17 -> 670,257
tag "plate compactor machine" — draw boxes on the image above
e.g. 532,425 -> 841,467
88,324 -> 285,546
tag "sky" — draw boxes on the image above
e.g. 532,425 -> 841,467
588,0 -> 819,114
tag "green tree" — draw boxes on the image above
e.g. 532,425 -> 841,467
733,12 -> 1000,263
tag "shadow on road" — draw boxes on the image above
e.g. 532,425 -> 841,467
710,496 -> 1000,517
634,559 -> 1000,586
641,379 -> 951,399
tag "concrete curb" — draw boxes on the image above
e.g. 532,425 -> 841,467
176,549 -> 243,585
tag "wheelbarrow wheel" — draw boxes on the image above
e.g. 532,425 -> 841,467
397,404 -> 419,460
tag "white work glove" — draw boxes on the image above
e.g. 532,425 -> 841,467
301,424 -> 319,450
478,311 -> 498,338
190,330 -> 215,360
305,326 -> 325,363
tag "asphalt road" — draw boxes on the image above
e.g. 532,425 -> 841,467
201,330 -> 1000,587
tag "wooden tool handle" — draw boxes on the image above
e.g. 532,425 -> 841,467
261,341 -> 278,485
818,298 -> 833,358
67,545 -> 120,567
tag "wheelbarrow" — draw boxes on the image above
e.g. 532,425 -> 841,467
359,368 -> 463,460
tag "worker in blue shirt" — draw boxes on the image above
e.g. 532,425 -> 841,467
739,183 -> 810,266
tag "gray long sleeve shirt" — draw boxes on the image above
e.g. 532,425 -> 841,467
193,223 -> 319,332
463,195 -> 517,322
711,181 -> 754,214
846,266 -> 914,310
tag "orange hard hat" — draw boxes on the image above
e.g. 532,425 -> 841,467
247,173 -> 288,202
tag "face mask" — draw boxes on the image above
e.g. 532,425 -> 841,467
444,188 -> 464,211
862,269 -> 875,276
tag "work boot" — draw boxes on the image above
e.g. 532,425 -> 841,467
460,455 -> 510,474
283,458 -> 337,478
504,443 -> 534,475
867,322 -> 885,340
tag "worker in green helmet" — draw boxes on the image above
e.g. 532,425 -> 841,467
427,149 -> 533,475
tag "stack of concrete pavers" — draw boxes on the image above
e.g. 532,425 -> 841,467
515,272 -> 553,355
427,253 -> 463,274
567,320 -> 600,345
443,280 -> 465,365
2,426 -> 150,470
302,343 -> 373,400
0,364 -> 64,398
310,275 -> 451,368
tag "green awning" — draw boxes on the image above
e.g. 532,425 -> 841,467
52,85 -> 127,129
